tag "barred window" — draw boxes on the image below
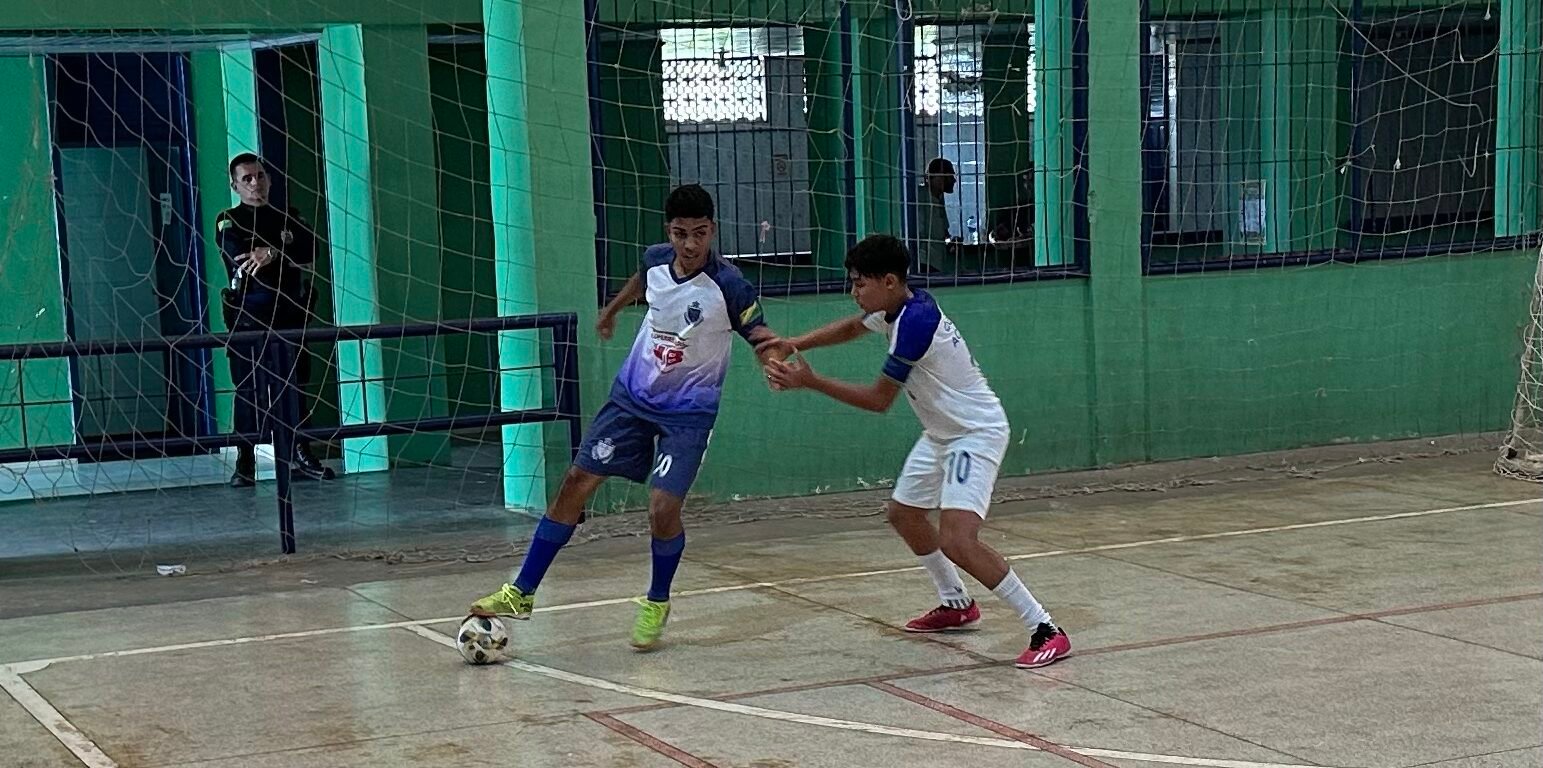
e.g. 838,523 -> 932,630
663,57 -> 767,124
913,24 -> 1035,118
660,27 -> 803,125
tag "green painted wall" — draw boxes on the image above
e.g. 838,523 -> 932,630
275,45 -> 341,431
319,24 -> 450,469
1145,254 -> 1535,459
0,1 -> 481,31
1153,0 -> 1499,16
594,35 -> 670,296
593,0 -> 1034,26
588,249 -> 1532,505
188,49 -> 248,433
429,42 -> 498,419
0,56 -> 73,451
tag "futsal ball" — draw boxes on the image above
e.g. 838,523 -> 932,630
456,615 -> 509,665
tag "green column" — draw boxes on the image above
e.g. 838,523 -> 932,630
804,22 -> 851,267
1085,0 -> 1147,466
594,33 -> 669,289
1254,10 -> 1337,253
1497,0 -> 1541,237
854,9 -> 903,237
0,56 -> 72,451
319,24 -> 449,472
486,0 -> 599,511
189,48 -> 259,433
1034,0 -> 1075,266
983,28 -> 1033,226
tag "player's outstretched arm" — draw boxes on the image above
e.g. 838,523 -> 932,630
765,355 -> 900,413
754,314 -> 868,361
596,272 -> 645,340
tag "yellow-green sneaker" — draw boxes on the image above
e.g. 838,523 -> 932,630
630,597 -> 671,650
469,584 -> 534,620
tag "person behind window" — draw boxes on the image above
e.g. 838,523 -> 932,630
216,153 -> 335,487
921,157 -> 957,273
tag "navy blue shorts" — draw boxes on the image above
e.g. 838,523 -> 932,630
573,401 -> 712,499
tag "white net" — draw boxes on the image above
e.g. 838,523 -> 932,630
1141,3 -> 1532,267
0,0 -> 1536,574
1497,245 -> 1543,481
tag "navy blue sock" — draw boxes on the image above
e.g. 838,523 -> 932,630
647,533 -> 686,602
512,517 -> 575,594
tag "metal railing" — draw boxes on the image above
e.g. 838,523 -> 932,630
0,314 -> 583,554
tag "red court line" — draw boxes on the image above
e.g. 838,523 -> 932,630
592,590 -> 1542,719
868,681 -> 1119,768
1079,590 -> 1543,657
585,713 -> 720,768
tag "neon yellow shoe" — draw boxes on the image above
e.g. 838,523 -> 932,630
469,584 -> 534,620
630,597 -> 671,650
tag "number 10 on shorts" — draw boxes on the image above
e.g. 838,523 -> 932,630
653,453 -> 673,478
944,451 -> 971,484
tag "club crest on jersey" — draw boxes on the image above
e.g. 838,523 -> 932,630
591,438 -> 615,464
650,330 -> 688,373
683,301 -> 703,327
280,229 -> 294,245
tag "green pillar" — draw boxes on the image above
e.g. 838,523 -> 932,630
1254,10 -> 1337,253
0,56 -> 72,451
1497,0 -> 1541,237
486,0 -> 599,511
594,33 -> 669,289
983,28 -> 1033,226
220,50 -> 260,158
319,25 -> 449,471
854,9 -> 903,237
804,22 -> 851,267
1034,0 -> 1075,266
1085,0 -> 1147,466
189,48 -> 259,434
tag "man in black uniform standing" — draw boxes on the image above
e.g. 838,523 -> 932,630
217,152 -> 335,486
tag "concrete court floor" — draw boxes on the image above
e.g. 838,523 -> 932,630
0,452 -> 1539,768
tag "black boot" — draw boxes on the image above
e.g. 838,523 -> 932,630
293,442 -> 336,481
230,446 -> 256,488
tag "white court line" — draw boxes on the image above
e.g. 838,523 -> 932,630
0,667 -> 118,768
404,624 -> 1342,768
4,496 -> 1536,675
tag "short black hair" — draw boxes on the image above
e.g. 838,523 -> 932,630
665,184 -> 714,222
228,152 -> 263,178
844,234 -> 911,281
926,156 -> 954,175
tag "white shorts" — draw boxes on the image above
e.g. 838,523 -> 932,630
891,428 -> 1010,518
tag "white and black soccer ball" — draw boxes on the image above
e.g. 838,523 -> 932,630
456,615 -> 509,665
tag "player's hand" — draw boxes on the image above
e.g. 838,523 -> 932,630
765,355 -> 814,391
596,312 -> 617,341
754,336 -> 796,364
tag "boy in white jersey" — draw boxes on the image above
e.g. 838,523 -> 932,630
468,185 -> 785,650
762,234 -> 1070,669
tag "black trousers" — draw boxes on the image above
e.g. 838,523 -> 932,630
226,296 -> 316,450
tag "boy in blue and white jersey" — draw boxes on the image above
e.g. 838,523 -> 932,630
763,234 -> 1070,670
469,185 -> 784,650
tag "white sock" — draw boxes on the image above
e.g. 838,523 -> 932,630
918,550 -> 972,609
992,569 -> 1052,629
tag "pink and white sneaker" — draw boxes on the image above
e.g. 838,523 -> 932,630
1015,623 -> 1071,669
904,601 -> 982,633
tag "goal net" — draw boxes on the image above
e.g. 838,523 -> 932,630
0,0 -> 1536,572
1498,246 -> 1543,482
0,5 -> 1058,570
